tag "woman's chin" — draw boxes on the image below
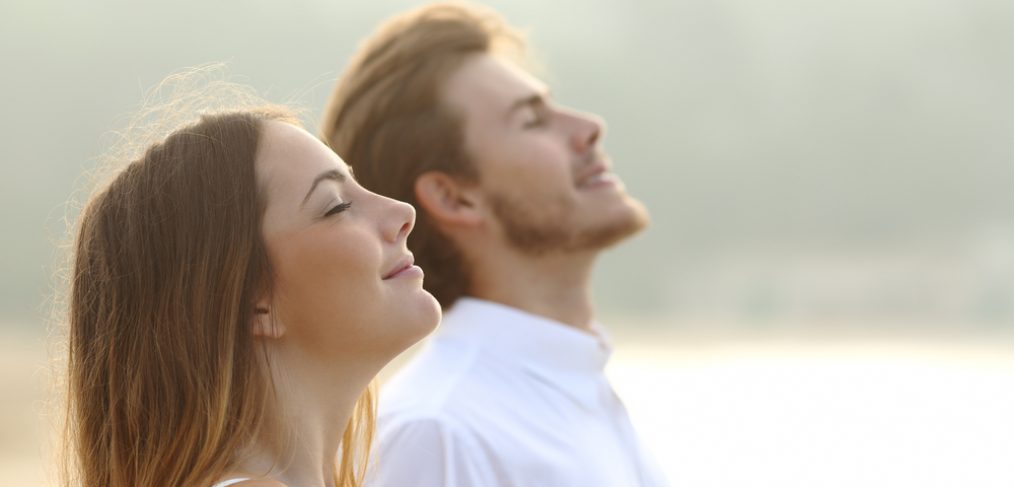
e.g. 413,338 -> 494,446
385,289 -> 442,354
411,290 -> 442,337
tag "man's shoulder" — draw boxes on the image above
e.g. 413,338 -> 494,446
373,408 -> 494,467
377,409 -> 470,437
366,408 -> 507,486
379,337 -> 487,415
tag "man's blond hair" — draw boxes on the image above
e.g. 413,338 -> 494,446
321,2 -> 524,308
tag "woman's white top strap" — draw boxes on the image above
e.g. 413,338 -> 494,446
212,478 -> 252,487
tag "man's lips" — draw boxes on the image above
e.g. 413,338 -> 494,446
576,161 -> 617,189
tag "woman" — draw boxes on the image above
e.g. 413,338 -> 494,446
65,100 -> 440,486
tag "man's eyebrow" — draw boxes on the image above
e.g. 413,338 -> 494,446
505,91 -> 550,119
301,169 -> 346,207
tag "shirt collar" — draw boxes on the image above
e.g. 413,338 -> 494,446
435,297 -> 613,376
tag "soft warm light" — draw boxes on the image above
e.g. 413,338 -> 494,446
609,340 -> 1014,487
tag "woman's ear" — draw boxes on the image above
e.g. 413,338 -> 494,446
251,297 -> 285,339
414,171 -> 483,227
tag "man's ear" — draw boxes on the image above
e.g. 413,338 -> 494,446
414,171 -> 483,227
251,296 -> 285,339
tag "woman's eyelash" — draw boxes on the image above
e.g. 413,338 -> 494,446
324,201 -> 352,217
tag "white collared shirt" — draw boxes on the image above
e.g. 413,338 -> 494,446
366,298 -> 669,487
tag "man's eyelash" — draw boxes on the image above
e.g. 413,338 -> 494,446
522,106 -> 548,128
523,114 -> 546,128
325,201 -> 352,217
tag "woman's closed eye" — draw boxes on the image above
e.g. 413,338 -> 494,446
324,201 -> 352,217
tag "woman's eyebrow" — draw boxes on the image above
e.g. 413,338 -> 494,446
301,169 -> 346,208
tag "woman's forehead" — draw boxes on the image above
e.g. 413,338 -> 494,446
257,122 -> 349,199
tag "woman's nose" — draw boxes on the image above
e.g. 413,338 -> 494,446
384,197 -> 416,243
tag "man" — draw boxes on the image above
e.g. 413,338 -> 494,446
321,3 -> 668,485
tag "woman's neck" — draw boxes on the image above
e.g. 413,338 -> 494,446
230,346 -> 375,487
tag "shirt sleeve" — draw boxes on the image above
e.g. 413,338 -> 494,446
365,416 -> 499,487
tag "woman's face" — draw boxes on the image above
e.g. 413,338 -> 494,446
255,121 -> 440,362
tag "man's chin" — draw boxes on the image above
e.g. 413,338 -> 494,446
623,195 -> 651,232
572,200 -> 650,252
492,191 -> 649,256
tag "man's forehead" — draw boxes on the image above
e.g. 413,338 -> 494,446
444,54 -> 548,112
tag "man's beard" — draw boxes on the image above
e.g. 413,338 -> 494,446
487,189 -> 648,257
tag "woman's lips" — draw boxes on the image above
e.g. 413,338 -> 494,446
383,255 -> 422,280
387,264 -> 424,280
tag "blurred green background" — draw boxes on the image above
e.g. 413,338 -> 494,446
2,1 -> 1013,485
3,0 -> 1013,329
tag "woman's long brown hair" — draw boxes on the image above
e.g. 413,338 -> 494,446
65,106 -> 374,486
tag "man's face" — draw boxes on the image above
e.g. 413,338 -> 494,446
441,53 -> 649,256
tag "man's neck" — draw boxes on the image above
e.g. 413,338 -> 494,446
469,248 -> 598,332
